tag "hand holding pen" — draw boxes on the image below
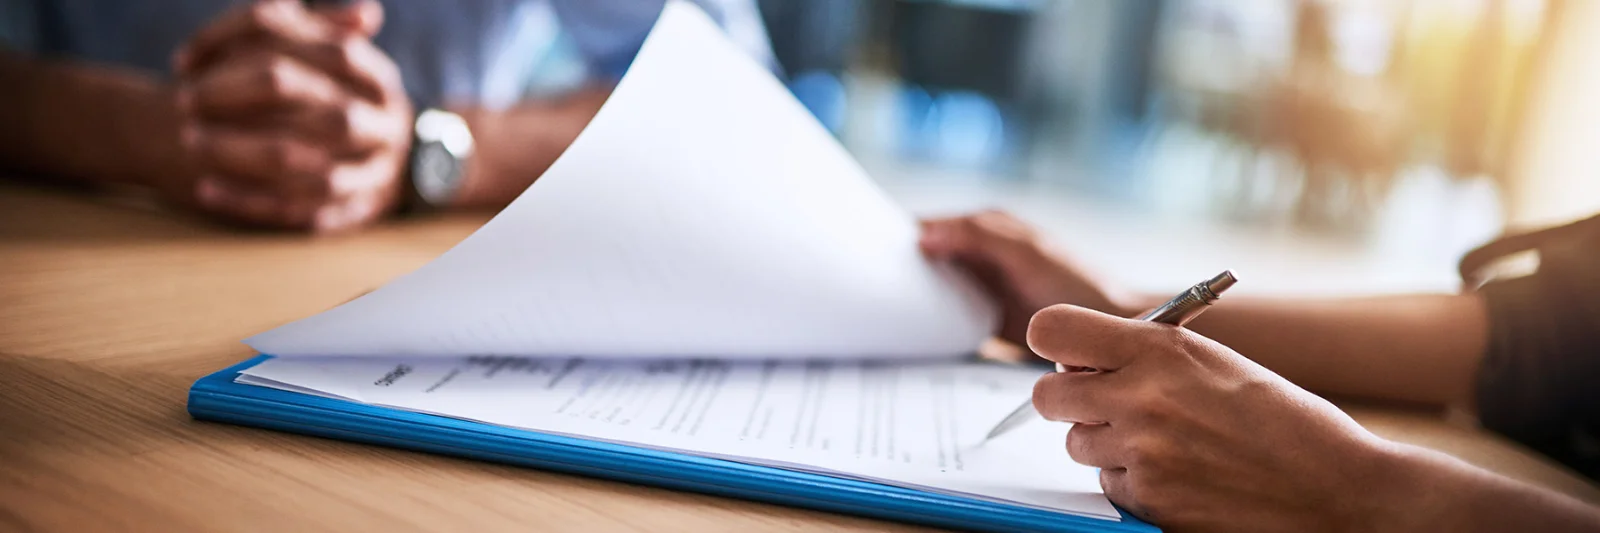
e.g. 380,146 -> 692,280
921,211 -> 1403,529
984,270 -> 1237,441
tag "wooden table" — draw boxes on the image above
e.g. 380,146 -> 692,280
3,182 -> 1596,532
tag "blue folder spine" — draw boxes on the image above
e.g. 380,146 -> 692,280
188,356 -> 1158,533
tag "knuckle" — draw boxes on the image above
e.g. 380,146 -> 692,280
1146,323 -> 1197,357
970,212 -> 1008,236
971,210 -> 1005,227
1124,438 -> 1151,467
246,2 -> 278,29
975,210 -> 1031,239
261,57 -> 295,98
952,215 -> 982,235
1130,391 -> 1177,424
1125,437 -> 1168,468
1172,328 -> 1214,363
331,36 -> 362,73
974,209 -> 1019,227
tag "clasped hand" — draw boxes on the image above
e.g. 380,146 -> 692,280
171,0 -> 412,232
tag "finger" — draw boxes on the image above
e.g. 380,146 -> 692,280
179,1 -> 397,102
918,211 -> 1039,267
190,125 -> 336,197
1099,468 -> 1151,521
178,0 -> 312,75
195,177 -> 316,229
1026,304 -> 1142,371
1065,423 -> 1128,469
312,202 -> 357,234
311,188 -> 393,234
282,33 -> 399,104
282,98 -> 399,152
184,51 -> 344,119
1033,370 -> 1127,424
1459,213 -> 1600,289
311,0 -> 385,37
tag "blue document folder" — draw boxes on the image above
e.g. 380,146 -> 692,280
189,356 -> 1159,533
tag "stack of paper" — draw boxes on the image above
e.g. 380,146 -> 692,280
233,0 -> 1117,523
239,355 -> 1118,520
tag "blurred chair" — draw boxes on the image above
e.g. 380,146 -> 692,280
1163,0 -> 1411,231
1256,0 -> 1410,229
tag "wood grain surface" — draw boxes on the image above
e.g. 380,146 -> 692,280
2,181 -> 1596,532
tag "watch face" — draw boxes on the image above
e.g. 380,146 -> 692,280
414,141 -> 461,205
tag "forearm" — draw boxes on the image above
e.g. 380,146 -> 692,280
1128,292 -> 1489,406
1373,442 -> 1600,533
0,52 -> 193,188
448,86 -> 610,209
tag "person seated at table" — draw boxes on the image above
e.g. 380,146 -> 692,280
0,0 -> 772,232
919,210 -> 1600,532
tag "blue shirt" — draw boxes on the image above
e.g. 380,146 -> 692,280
0,0 -> 775,110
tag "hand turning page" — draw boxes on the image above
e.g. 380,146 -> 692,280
245,1 -> 998,360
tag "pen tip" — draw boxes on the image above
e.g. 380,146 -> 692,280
1205,270 -> 1238,296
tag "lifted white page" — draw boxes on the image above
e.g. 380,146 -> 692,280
244,0 -> 996,360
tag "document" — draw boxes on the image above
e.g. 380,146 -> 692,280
225,2 -> 1102,523
244,0 -> 996,361
237,356 -> 1120,520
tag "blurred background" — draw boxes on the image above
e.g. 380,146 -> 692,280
757,0 -> 1600,295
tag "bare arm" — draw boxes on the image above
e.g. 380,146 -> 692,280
0,46 -> 606,220
448,86 -> 609,209
927,213 -> 1599,531
0,51 -> 195,192
1155,293 -> 1490,407
1378,442 -> 1600,533
917,211 -> 1492,408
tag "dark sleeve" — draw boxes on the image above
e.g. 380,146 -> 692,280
1475,219 -> 1600,479
0,0 -> 39,52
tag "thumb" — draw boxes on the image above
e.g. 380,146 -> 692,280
309,0 -> 385,37
1026,304 -> 1141,371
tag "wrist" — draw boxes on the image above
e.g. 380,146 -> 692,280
1352,440 -> 1461,533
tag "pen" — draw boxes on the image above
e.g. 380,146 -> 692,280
981,270 -> 1238,442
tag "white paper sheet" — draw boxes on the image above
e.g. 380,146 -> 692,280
238,356 -> 1119,520
244,0 -> 997,360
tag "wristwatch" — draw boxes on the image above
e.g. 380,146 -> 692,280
403,108 -> 475,212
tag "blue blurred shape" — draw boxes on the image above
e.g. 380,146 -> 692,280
788,70 -> 847,133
